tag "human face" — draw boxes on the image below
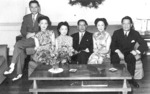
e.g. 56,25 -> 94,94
29,3 -> 39,15
97,21 -> 105,33
39,19 -> 48,31
59,25 -> 68,36
78,21 -> 87,32
122,19 -> 132,31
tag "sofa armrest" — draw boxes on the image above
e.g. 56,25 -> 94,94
0,45 -> 8,64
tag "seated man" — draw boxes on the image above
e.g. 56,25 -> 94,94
71,19 -> 93,64
4,0 -> 44,81
110,16 -> 148,88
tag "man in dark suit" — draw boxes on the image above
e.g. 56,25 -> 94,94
4,0 -> 44,81
71,19 -> 93,64
111,16 -> 148,88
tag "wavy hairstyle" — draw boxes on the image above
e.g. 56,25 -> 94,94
57,21 -> 70,35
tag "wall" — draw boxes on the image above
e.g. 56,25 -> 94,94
0,0 -> 29,55
0,0 -> 150,55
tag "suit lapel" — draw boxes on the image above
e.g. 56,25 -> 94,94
36,13 -> 41,21
120,29 -> 125,37
77,32 -> 80,44
28,14 -> 33,26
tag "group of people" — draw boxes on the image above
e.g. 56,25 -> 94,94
3,0 -> 148,88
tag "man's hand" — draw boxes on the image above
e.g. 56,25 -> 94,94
130,50 -> 137,56
115,49 -> 124,60
26,32 -> 35,39
84,48 -> 90,53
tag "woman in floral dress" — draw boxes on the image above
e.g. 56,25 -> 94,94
33,16 -> 55,63
55,21 -> 74,63
88,18 -> 111,64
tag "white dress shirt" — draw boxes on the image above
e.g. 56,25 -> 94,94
79,32 -> 85,44
124,31 -> 130,36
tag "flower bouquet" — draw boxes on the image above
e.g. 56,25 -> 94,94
35,44 -> 57,65
57,45 -> 74,64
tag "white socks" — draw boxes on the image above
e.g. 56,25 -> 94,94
4,63 -> 15,75
12,74 -> 22,81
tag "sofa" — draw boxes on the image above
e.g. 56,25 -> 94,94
16,25 -> 145,79
0,45 -> 8,84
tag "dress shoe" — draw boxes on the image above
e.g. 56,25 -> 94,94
128,79 -> 140,88
12,74 -> 22,81
4,63 -> 15,75
4,67 -> 14,75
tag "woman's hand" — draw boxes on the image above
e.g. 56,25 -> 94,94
34,46 -> 41,51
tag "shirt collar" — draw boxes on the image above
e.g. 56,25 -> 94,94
124,30 -> 130,35
79,31 -> 85,35
32,13 -> 38,20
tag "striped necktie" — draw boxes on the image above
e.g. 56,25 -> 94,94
32,15 -> 36,26
124,31 -> 128,37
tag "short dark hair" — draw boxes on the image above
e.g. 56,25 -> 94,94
121,16 -> 134,29
77,19 -> 88,26
121,16 -> 133,24
37,16 -> 51,30
29,0 -> 40,7
94,18 -> 108,30
57,21 -> 70,36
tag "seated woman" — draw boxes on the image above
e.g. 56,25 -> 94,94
55,21 -> 74,63
88,18 -> 111,64
4,16 -> 55,81
32,16 -> 55,64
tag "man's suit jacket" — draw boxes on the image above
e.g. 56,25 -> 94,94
20,13 -> 43,38
71,31 -> 93,54
111,28 -> 148,54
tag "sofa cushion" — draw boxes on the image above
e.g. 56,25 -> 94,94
0,56 -> 5,67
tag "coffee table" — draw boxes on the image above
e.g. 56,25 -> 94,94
29,63 -> 132,94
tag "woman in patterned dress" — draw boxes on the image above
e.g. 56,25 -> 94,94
55,21 -> 74,63
32,16 -> 55,63
88,18 -> 111,64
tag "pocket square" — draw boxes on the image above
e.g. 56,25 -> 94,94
131,40 -> 135,43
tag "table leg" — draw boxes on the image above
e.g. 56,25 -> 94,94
33,92 -> 38,94
33,80 -> 37,89
123,79 -> 127,94
123,91 -> 127,94
33,80 -> 38,94
123,79 -> 127,88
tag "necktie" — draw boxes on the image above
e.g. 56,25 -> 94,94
79,32 -> 84,44
124,31 -> 128,37
32,15 -> 35,26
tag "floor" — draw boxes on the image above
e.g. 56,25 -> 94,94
0,56 -> 150,94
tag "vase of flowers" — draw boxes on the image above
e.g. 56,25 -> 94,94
48,52 -> 64,73
35,44 -> 74,73
57,45 -> 74,64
